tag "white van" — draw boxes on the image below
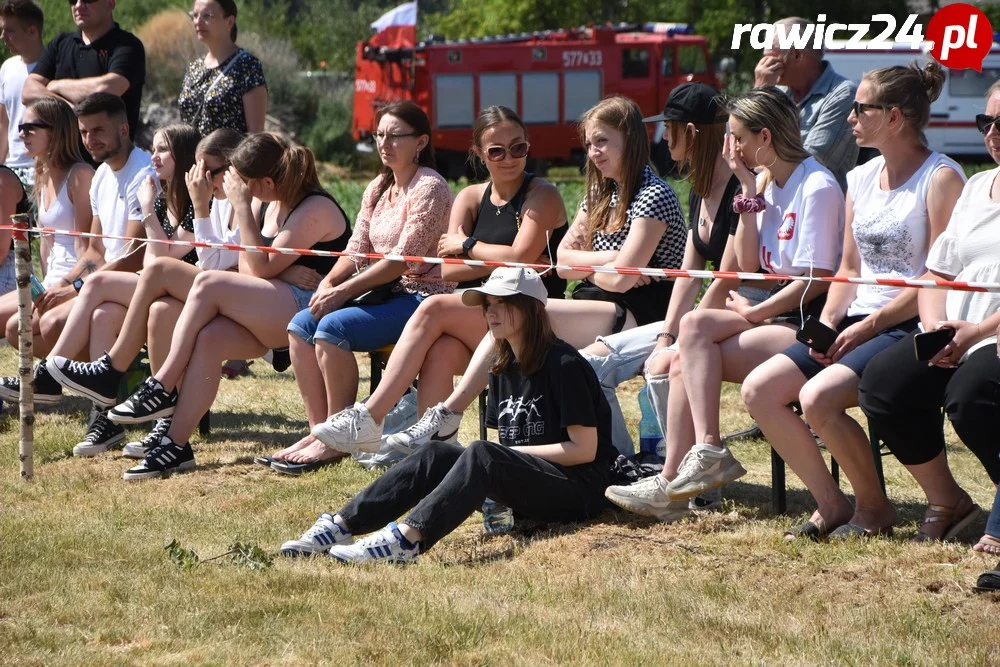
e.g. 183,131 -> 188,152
825,42 -> 1000,158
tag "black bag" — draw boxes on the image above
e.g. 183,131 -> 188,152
351,278 -> 401,306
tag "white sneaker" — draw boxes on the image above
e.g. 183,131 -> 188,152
385,403 -> 462,454
311,403 -> 383,454
280,513 -> 354,557
664,444 -> 747,501
604,475 -> 691,523
326,522 -> 419,564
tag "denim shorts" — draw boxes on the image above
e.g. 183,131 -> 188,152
781,316 -> 920,380
287,291 -> 425,352
0,250 -> 16,295
287,284 -> 316,312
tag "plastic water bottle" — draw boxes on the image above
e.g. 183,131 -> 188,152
29,274 -> 45,301
638,385 -> 665,459
482,498 -> 514,534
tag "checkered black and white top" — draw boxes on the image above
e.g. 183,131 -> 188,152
582,165 -> 686,269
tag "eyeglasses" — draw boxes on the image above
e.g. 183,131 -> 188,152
976,114 -> 1000,135
67,0 -> 100,5
18,122 -> 52,135
188,10 -> 218,21
485,141 -> 530,162
207,164 -> 229,177
374,131 -> 419,144
851,101 -> 891,117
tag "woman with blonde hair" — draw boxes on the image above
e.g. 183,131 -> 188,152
604,86 -> 845,521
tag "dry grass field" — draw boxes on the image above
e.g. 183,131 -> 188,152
1,174 -> 999,664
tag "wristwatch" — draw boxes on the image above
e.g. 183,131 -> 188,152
71,278 -> 84,292
462,236 -> 478,255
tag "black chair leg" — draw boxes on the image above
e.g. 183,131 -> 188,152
831,457 -> 840,486
199,410 -> 210,436
370,352 -> 383,395
869,425 -> 887,493
478,389 -> 487,441
771,448 -> 786,514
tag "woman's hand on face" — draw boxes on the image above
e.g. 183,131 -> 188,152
222,166 -> 251,208
185,159 -> 213,214
437,231 -> 468,257
722,134 -> 756,195
138,175 -> 158,214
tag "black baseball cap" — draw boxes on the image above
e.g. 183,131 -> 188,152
642,82 -> 726,125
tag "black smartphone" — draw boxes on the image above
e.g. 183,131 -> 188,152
913,327 -> 956,362
796,316 -> 838,354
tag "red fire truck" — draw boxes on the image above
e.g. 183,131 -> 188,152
353,23 -> 719,178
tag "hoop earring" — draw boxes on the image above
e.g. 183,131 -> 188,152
753,146 -> 778,171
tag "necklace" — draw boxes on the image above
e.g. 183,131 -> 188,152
698,217 -> 709,227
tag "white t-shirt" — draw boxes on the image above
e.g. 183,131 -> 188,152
756,156 -> 844,276
846,152 -> 964,317
90,146 -> 155,262
925,167 -> 1000,360
193,197 -> 240,271
0,56 -> 37,170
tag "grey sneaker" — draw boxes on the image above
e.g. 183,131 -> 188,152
604,475 -> 691,523
312,403 -> 383,454
664,444 -> 746,501
385,403 -> 462,454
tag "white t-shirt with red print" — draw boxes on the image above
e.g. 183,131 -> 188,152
756,156 -> 844,276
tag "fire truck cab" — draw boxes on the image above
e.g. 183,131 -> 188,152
353,23 -> 719,178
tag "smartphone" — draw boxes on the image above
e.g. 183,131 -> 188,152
725,121 -> 731,137
913,327 -> 956,362
796,316 -> 838,354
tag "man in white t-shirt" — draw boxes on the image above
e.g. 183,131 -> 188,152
0,0 -> 44,187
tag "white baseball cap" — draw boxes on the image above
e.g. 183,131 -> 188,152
461,267 -> 548,307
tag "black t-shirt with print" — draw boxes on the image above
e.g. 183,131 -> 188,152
485,338 -> 617,466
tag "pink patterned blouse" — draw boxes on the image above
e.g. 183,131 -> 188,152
347,166 -> 454,296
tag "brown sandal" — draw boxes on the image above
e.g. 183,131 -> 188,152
974,534 -> 1000,555
912,496 -> 981,542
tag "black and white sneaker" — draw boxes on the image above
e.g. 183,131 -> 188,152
108,377 -> 177,424
0,362 -> 63,406
122,436 -> 195,480
123,417 -> 172,459
72,411 -> 126,457
46,353 -> 122,407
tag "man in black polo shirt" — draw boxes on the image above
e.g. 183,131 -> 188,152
21,0 -> 143,139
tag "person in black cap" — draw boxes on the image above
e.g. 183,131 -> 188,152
581,83 -> 743,489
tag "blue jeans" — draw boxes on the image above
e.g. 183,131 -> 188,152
287,291 -> 425,352
988,485 -> 1000,540
579,322 -> 662,455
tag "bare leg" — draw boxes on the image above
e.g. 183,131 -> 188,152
743,354 -> 854,532
146,297 -> 184,373
4,310 -> 43,355
167,316 -> 268,444
106,257 -> 202,372
316,341 -> 359,416
48,272 -> 138,360
271,333 -> 323,461
0,290 -> 20,342
442,331 -> 494,413
800,364 -> 896,531
416,334 -> 472,413
902,453 -> 975,539
361,294 -> 489,422
88,303 -> 126,361
36,298 -> 76,358
155,272 -> 298,391
546,299 -> 636,349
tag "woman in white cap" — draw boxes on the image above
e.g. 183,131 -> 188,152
278,267 -> 617,563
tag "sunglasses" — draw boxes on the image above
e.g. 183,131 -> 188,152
976,114 -> 1000,135
67,0 -> 100,5
18,122 -> 52,134
207,164 -> 229,177
851,101 -> 891,116
485,141 -> 530,162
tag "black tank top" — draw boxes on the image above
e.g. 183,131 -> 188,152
689,175 -> 741,268
2,165 -> 30,216
259,190 -> 352,275
462,174 -> 568,298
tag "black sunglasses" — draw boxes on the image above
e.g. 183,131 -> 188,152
976,114 -> 1000,135
486,141 -> 530,162
207,164 -> 229,177
851,101 -> 891,116
18,122 -> 52,134
67,0 -> 100,5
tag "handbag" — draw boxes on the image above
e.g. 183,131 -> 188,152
351,278 -> 401,306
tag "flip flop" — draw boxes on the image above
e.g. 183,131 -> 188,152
913,501 -> 982,543
974,565 -> 1000,593
828,523 -> 894,541
270,456 -> 342,476
973,534 -> 1000,555
253,455 -> 276,467
784,520 -> 829,541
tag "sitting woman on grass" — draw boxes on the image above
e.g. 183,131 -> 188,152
75,132 -> 350,480
265,104 -> 565,471
278,267 -> 617,563
741,62 -> 965,541
302,94 -> 686,460
604,86 -> 846,522
858,80 -> 1000,545
43,127 -> 244,458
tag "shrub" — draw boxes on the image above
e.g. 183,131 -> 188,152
136,9 -> 202,105
298,80 -> 356,165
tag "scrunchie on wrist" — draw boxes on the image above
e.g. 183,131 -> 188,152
732,193 -> 767,214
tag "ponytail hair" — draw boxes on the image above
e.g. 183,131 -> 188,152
229,132 -> 321,206
215,0 -> 238,42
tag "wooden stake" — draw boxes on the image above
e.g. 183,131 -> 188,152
12,214 -> 33,481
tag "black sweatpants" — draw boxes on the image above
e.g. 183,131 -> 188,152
858,330 -> 1000,482
338,440 -> 612,551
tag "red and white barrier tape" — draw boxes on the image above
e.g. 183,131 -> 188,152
2,224 -> 997,293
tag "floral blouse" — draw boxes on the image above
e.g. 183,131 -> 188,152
178,49 -> 266,137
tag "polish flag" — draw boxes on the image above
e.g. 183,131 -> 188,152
370,2 -> 417,48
